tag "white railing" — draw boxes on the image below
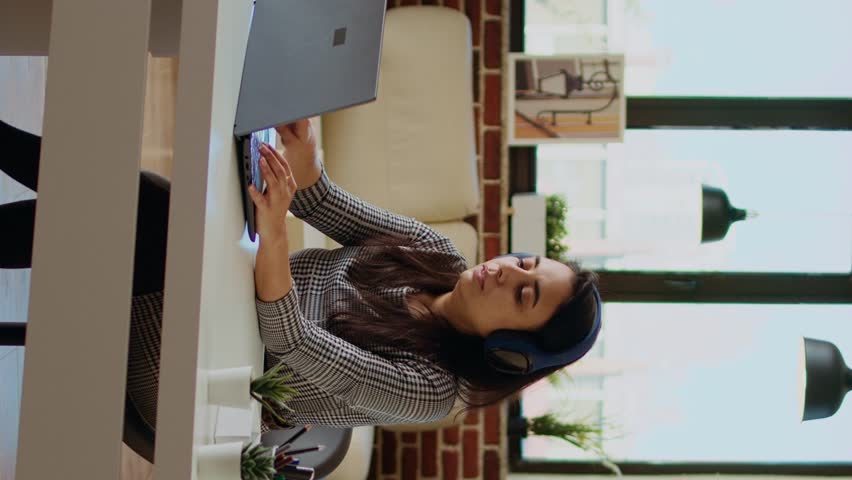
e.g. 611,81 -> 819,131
6,1 -> 264,479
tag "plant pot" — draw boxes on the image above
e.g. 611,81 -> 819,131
507,416 -> 529,438
250,400 -> 262,437
197,442 -> 243,480
510,193 -> 546,256
215,402 -> 263,444
208,366 -> 254,409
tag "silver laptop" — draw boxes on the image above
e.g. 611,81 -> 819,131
235,0 -> 386,241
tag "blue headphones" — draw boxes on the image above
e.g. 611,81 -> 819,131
482,254 -> 602,375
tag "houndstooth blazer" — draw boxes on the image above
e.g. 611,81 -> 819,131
126,170 -> 466,431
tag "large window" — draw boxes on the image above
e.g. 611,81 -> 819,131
521,304 -> 852,463
524,0 -> 852,97
509,0 -> 852,475
537,130 -> 852,274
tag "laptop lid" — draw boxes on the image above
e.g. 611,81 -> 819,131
234,0 -> 386,137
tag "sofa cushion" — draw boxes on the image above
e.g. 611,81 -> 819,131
428,220 -> 478,266
322,6 -> 479,224
315,219 -> 477,266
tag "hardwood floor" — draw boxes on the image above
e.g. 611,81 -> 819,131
0,55 -> 176,480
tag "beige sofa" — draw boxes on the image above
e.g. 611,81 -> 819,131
290,6 -> 480,480
304,6 -> 479,263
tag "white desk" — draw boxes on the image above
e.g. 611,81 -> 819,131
9,1 -> 264,479
155,0 -> 264,478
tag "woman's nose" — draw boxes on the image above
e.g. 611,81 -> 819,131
486,265 -> 503,283
505,262 -> 529,281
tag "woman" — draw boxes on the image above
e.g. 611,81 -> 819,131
0,118 -> 601,431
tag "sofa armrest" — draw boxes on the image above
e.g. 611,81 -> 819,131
324,427 -> 375,480
427,221 -> 478,266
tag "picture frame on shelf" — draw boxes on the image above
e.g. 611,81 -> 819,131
508,53 -> 626,145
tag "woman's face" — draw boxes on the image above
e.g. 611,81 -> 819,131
448,255 -> 575,337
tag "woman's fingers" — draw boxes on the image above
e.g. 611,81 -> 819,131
258,156 -> 275,188
276,124 -> 297,144
259,146 -> 279,185
264,144 -> 295,186
275,119 -> 310,144
274,147 -> 294,180
248,184 -> 266,208
264,144 -> 287,179
294,119 -> 310,142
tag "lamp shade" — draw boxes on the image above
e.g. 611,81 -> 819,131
802,337 -> 852,421
701,185 -> 748,243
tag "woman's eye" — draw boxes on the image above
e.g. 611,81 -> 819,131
517,258 -> 525,269
516,287 -> 524,305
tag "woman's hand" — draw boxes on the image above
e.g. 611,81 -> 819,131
275,119 -> 322,190
248,143 -> 297,243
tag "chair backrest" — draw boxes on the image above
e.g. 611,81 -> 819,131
322,6 -> 479,224
123,394 -> 156,462
7,323 -> 156,463
0,322 -> 27,346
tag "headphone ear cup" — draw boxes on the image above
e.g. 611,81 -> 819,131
484,329 -> 536,375
486,348 -> 530,375
486,351 -> 529,375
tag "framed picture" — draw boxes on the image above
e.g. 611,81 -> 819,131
508,53 -> 625,144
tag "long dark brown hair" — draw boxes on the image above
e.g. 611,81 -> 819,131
328,241 -> 600,413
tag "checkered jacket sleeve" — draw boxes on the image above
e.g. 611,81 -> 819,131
289,169 -> 458,254
256,288 -> 458,424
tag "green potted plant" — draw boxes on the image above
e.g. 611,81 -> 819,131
249,362 -> 299,425
197,441 -> 278,480
510,192 -> 570,259
240,443 -> 278,480
197,438 -> 320,480
207,361 -> 298,426
545,193 -> 569,260
198,361 -> 307,480
508,412 -> 620,475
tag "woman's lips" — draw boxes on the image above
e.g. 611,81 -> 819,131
476,264 -> 486,290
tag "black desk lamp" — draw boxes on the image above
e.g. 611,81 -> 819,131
701,185 -> 755,243
801,337 -> 851,421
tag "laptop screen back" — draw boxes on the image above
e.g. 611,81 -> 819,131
234,0 -> 386,136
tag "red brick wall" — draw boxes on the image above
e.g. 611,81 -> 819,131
370,1 -> 508,480
370,403 -> 505,480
